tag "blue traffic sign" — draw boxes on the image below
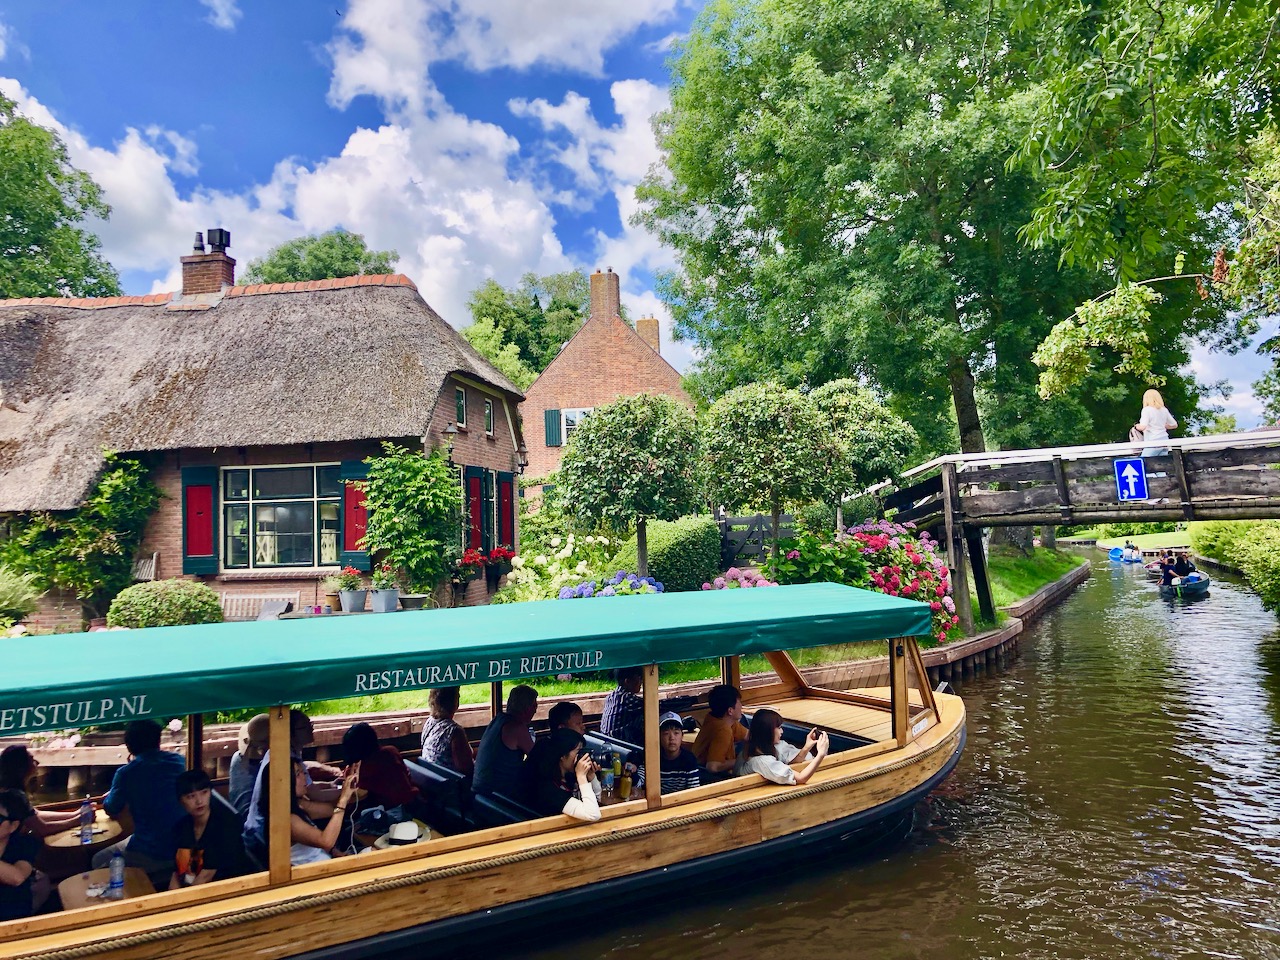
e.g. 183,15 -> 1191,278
1114,457 -> 1148,501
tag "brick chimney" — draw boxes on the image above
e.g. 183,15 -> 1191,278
588,267 -> 621,321
180,228 -> 235,295
637,315 -> 661,355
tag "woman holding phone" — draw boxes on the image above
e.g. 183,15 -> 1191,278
258,759 -> 360,864
741,710 -> 829,785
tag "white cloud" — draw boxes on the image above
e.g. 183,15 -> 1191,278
645,31 -> 684,54
0,21 -> 9,60
199,0 -> 242,31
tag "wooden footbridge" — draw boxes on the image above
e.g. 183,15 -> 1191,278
876,429 -> 1280,631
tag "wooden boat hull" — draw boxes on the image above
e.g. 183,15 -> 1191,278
2,694 -> 965,960
1160,574 -> 1210,598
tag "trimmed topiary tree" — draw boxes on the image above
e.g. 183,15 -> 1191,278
703,382 -> 833,558
107,579 -> 224,628
558,394 -> 702,577
609,515 -> 721,592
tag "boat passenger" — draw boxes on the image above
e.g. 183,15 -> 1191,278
692,684 -> 748,775
340,722 -> 421,816
228,715 -> 269,821
1173,552 -> 1196,577
472,685 -> 538,799
522,702 -> 599,803
0,790 -> 39,922
258,759 -> 360,865
243,710 -> 341,857
92,720 -> 187,887
656,711 -> 702,794
1160,555 -> 1176,586
741,710 -> 829,786
600,667 -> 645,746
169,770 -> 252,888
527,729 -> 601,823
0,745 -> 81,838
419,687 -> 474,776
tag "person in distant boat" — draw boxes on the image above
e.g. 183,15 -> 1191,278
1160,554 -> 1177,586
94,719 -> 187,887
1173,552 -> 1196,577
472,685 -> 538,799
258,759 -> 360,865
1135,388 -> 1177,457
169,770 -> 251,888
692,684 -> 748,775
340,723 -> 420,817
419,687 -> 474,777
0,790 -> 39,922
527,729 -> 601,822
600,667 -> 645,746
740,710 -> 829,786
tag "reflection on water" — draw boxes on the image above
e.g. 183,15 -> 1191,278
515,560 -> 1280,960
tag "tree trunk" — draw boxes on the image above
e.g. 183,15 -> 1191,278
947,355 -> 986,454
1041,524 -> 1056,549
770,503 -> 781,561
835,502 -> 844,534
636,517 -> 648,578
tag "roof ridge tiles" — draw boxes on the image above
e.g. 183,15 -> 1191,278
222,273 -> 417,297
0,293 -> 175,310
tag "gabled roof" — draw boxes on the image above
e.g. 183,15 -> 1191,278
0,276 -> 522,512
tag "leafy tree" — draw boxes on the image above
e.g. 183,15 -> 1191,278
464,271 -> 596,377
0,455 -> 160,618
359,444 -> 462,591
808,380 -> 918,518
1202,412 -> 1239,436
461,315 -> 538,389
240,229 -> 398,284
0,93 -> 120,299
702,382 -> 833,557
558,395 -> 702,576
637,0 -> 1137,456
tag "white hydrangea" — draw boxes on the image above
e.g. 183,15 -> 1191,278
550,537 -> 562,548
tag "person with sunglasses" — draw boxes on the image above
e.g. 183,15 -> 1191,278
0,790 -> 39,921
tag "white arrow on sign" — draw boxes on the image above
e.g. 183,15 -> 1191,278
1120,463 -> 1141,497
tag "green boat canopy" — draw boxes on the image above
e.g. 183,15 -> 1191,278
0,583 -> 933,736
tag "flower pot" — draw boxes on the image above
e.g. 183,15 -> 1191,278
399,593 -> 430,611
369,588 -> 400,613
485,564 -> 501,591
324,591 -> 341,611
339,589 -> 368,613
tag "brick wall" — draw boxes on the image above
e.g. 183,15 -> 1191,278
25,587 -> 86,632
179,252 -> 236,295
520,314 -> 692,481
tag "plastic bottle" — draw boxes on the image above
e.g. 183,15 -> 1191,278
618,772 -> 632,801
78,797 -> 94,845
106,850 -> 125,900
611,753 -> 622,777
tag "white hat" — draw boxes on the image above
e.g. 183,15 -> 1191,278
374,820 -> 429,849
238,714 -> 270,760
658,711 -> 684,730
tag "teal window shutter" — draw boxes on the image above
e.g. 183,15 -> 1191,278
339,460 -> 371,571
544,408 -> 562,447
181,466 -> 219,575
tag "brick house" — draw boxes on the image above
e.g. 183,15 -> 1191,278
0,229 -> 525,624
520,268 -> 692,492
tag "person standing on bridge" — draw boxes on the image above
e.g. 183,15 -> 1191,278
1135,389 -> 1177,457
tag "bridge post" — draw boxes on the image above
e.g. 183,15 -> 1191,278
967,530 -> 996,623
941,463 -> 975,635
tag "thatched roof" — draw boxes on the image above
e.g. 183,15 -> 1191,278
0,275 -> 522,512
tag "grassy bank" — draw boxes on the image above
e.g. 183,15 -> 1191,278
1094,531 -> 1189,549
984,548 -> 1087,609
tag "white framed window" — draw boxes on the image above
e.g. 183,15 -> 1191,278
455,387 -> 467,427
222,464 -> 342,569
563,407 -> 592,439
484,399 -> 495,436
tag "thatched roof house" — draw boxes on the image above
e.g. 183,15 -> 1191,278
0,230 -> 526,622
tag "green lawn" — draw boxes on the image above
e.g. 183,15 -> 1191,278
983,548 -> 1086,608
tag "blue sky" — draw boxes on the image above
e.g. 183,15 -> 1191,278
0,0 -> 699,370
0,1 -> 1270,423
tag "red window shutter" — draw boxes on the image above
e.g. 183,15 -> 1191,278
467,472 -> 483,549
181,466 -> 218,575
185,486 -> 213,556
343,483 -> 368,553
497,472 -> 514,547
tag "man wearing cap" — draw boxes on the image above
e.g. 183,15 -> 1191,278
656,712 -> 701,794
229,715 -> 269,822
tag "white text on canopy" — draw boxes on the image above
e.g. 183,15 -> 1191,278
353,650 -> 606,694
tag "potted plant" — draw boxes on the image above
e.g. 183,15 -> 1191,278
320,576 -> 343,613
368,563 -> 400,613
334,566 -> 367,613
398,586 -> 432,611
450,548 -> 486,604
486,545 -> 516,590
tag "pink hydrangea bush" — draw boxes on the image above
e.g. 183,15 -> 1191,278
701,566 -> 777,589
843,519 -> 958,642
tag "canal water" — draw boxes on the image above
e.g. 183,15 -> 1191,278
519,558 -> 1280,959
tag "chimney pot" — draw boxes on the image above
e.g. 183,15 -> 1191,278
193,232 -> 206,254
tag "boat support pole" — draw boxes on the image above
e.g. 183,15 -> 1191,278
890,639 -> 909,747
185,713 -> 203,772
721,656 -> 741,691
268,704 -> 292,885
643,663 -> 661,810
489,682 -> 503,724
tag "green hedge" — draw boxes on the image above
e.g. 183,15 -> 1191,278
107,579 -> 224,629
1188,520 -> 1266,565
610,515 -> 721,593
1236,524 -> 1280,613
